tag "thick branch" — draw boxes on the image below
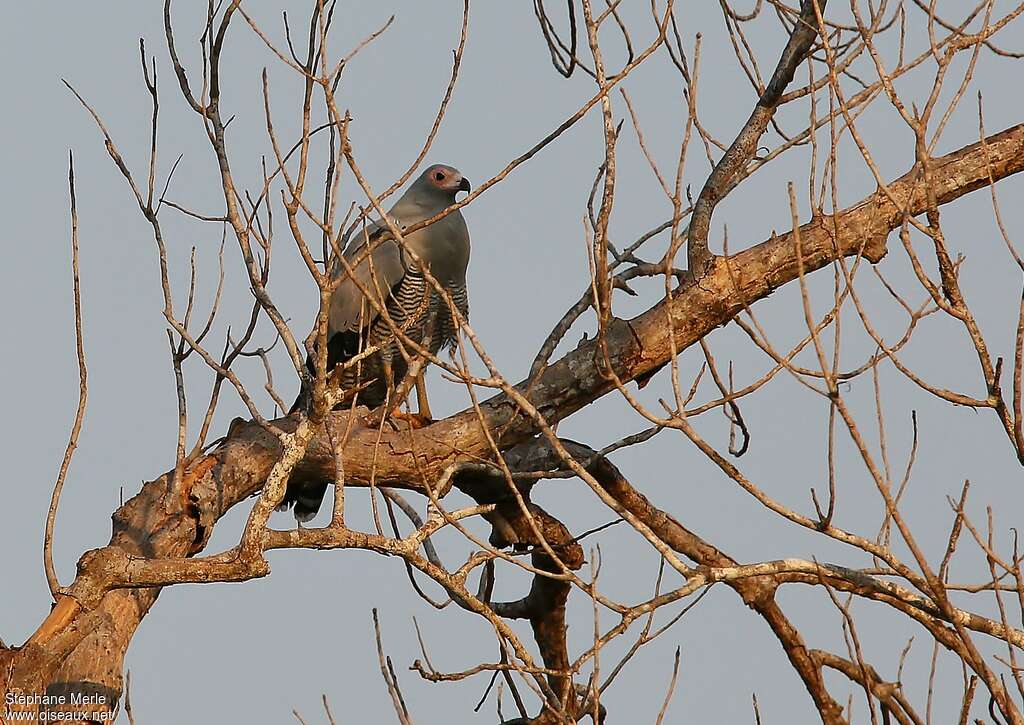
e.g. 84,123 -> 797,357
455,465 -> 585,722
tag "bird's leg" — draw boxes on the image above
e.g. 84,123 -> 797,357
392,307 -> 436,428
410,310 -> 437,424
366,356 -> 431,430
386,358 -> 433,429
415,372 -> 433,420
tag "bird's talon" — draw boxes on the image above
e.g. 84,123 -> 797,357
391,410 -> 434,429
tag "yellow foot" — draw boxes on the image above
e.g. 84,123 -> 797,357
363,408 -> 434,430
391,410 -> 435,429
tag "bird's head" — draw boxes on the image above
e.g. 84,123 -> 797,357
418,164 -> 471,198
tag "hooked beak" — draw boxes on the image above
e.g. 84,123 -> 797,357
458,177 -> 471,193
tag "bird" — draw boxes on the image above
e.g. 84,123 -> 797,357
282,163 -> 472,522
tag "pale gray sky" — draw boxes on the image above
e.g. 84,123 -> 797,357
3,2 -> 1024,722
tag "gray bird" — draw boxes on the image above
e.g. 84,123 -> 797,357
283,163 -> 472,521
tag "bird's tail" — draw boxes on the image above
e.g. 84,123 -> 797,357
277,480 -> 329,523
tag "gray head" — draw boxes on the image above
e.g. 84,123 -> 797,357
407,163 -> 471,204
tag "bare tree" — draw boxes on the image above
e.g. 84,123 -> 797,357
4,1 -> 1024,723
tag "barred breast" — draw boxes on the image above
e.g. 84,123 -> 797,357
337,263 -> 466,408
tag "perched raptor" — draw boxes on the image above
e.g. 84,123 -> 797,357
283,163 -> 472,521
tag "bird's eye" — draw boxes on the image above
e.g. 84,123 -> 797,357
434,171 -> 445,181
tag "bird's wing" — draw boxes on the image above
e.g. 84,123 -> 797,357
328,218 -> 408,334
